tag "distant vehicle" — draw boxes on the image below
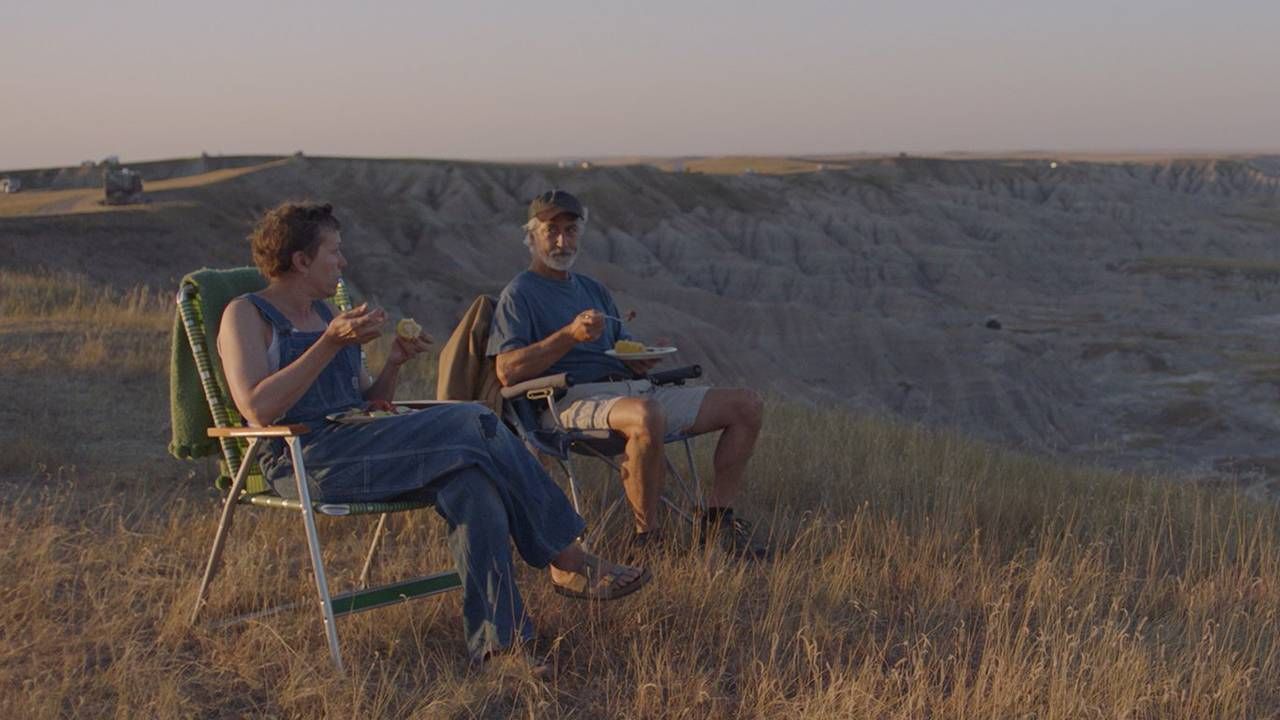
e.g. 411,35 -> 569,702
103,166 -> 144,205
0,177 -> 20,193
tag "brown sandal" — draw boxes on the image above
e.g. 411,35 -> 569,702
551,555 -> 651,601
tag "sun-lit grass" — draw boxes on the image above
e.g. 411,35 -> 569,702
682,156 -> 832,176
0,269 -> 169,327
2,271 -> 1279,718
1123,256 -> 1280,282
0,271 -> 168,377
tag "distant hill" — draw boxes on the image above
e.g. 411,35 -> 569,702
3,153 -> 1279,484
1,155 -> 285,191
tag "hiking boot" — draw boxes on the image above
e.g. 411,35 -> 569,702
699,510 -> 769,561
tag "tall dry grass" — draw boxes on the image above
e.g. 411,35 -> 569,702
0,269 -> 170,326
1,271 -> 1278,718
0,270 -> 170,475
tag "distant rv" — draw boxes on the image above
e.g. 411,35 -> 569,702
0,177 -> 20,193
103,167 -> 144,205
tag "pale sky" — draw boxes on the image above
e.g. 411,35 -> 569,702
2,0 -> 1277,169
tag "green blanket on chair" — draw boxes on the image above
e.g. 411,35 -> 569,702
168,267 -> 266,459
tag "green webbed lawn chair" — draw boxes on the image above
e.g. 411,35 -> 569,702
171,267 -> 461,671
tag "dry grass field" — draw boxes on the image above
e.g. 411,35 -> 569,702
2,270 -> 1279,718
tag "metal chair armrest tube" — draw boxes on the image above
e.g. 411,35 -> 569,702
499,372 -> 573,400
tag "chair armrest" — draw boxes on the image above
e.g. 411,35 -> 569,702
649,365 -> 702,386
500,372 -> 573,400
208,425 -> 310,438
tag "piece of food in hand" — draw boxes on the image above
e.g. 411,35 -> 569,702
614,339 -> 646,354
396,318 -> 422,340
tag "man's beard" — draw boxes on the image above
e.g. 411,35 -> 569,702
535,246 -> 578,271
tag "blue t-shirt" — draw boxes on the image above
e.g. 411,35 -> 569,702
486,270 -> 633,383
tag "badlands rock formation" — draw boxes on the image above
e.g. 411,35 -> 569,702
2,154 -> 1279,484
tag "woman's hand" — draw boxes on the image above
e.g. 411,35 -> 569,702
323,303 -> 386,346
387,329 -> 433,367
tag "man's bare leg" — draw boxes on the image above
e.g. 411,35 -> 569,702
606,396 -> 667,533
685,388 -> 765,508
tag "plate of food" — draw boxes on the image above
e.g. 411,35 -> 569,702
605,340 -> 678,361
325,406 -> 415,425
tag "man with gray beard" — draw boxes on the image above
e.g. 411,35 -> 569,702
487,190 -> 767,560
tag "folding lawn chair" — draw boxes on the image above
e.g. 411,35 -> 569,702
499,365 -> 707,548
172,268 -> 461,671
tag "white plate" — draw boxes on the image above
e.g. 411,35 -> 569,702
325,408 -> 415,425
604,346 -> 678,361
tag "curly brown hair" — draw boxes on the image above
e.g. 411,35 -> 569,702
249,202 -> 342,278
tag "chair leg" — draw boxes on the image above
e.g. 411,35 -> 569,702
682,437 -> 704,509
191,438 -> 261,625
595,456 -> 628,534
660,455 -> 696,524
358,513 -> 389,590
557,457 -> 583,514
288,437 -> 344,672
652,437 -> 705,526
570,447 -> 630,547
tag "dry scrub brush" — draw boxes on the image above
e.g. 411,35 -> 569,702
0,271 -> 1278,718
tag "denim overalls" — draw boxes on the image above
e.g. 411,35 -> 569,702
244,293 -> 586,659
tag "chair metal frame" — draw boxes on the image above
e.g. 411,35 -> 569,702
177,275 -> 461,671
499,366 -> 707,547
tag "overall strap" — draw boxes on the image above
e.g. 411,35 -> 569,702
244,293 -> 294,334
312,299 -> 337,323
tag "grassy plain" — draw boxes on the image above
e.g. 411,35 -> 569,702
1,271 -> 1278,718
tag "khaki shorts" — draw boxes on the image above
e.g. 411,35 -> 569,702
546,379 -> 711,435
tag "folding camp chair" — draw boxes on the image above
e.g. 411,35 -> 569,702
174,269 -> 460,671
499,365 -> 707,548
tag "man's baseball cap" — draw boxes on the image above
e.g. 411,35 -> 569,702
528,189 -> 585,221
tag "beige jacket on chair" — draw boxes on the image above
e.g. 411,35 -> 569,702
435,295 -> 503,414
